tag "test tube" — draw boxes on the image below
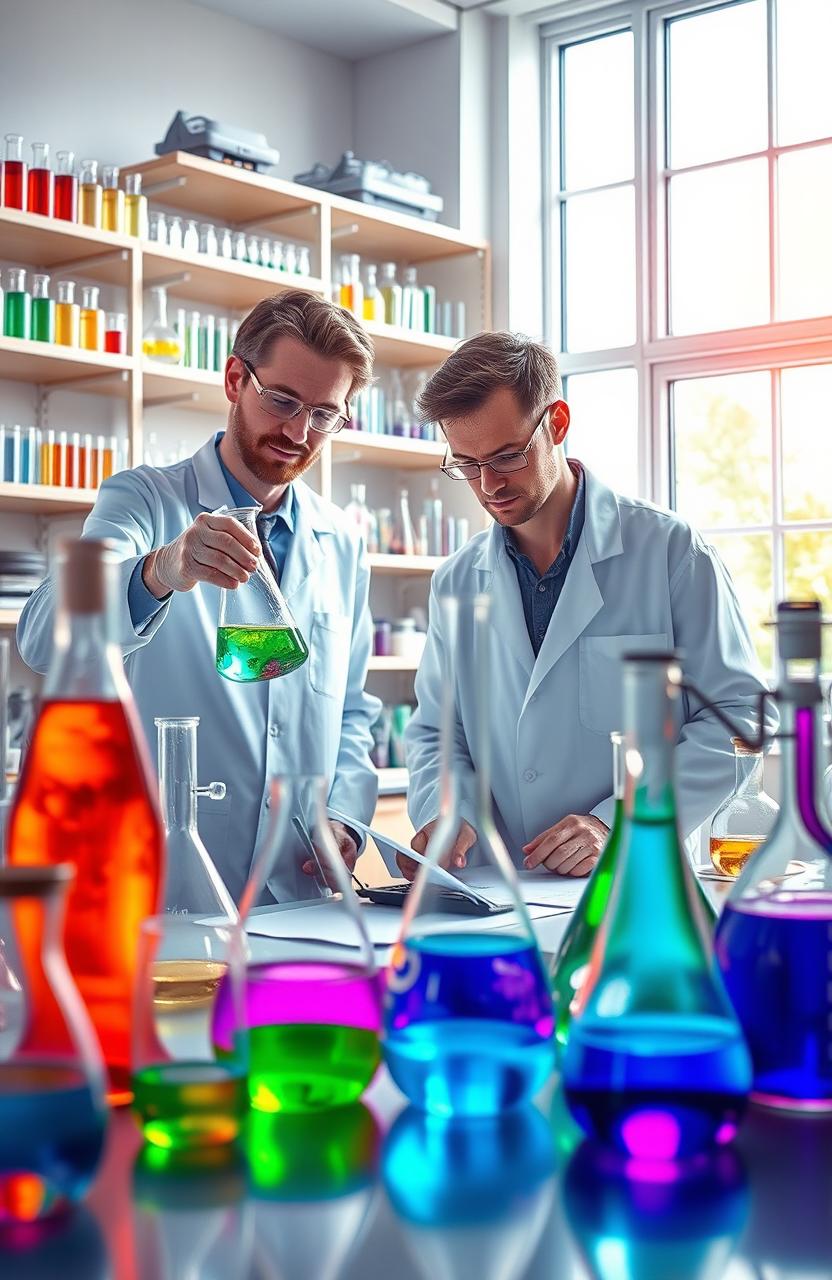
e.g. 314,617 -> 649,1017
3,134 -> 26,210
31,274 -> 54,343
54,430 -> 68,487
79,285 -> 103,352
27,142 -> 53,217
83,432 -> 95,488
54,150 -> 77,221
78,159 -> 102,228
104,311 -> 126,354
215,317 -> 229,370
101,165 -> 124,234
41,429 -> 54,485
3,268 -> 31,340
55,280 -> 80,347
125,173 -> 148,238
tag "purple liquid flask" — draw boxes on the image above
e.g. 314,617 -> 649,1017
715,600 -> 832,1112
211,775 -> 382,1113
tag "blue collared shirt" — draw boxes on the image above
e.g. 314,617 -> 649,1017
128,432 -> 294,629
503,462 -> 586,657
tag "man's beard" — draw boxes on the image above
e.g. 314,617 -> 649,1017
229,401 -> 320,486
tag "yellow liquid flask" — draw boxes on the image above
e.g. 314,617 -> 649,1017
142,284 -> 183,363
78,158 -> 102,228
55,279 -> 80,347
709,737 -> 778,878
101,165 -> 124,234
79,285 -> 104,352
214,505 -> 308,683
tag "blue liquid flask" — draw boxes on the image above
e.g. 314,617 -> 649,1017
383,594 -> 555,1117
0,865 -> 108,1222
562,651 -> 751,1161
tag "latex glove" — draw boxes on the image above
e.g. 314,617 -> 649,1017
396,817 -> 477,882
143,511 -> 261,598
523,814 -> 609,878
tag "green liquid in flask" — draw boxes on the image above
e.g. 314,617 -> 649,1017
216,624 -> 308,683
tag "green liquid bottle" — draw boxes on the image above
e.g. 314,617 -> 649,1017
4,267 -> 31,340
551,732 -> 625,1057
216,624 -> 308,684
31,273 -> 54,343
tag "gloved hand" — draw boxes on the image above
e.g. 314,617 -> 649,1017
143,511 -> 261,597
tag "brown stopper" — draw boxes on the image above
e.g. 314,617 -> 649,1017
59,538 -> 114,614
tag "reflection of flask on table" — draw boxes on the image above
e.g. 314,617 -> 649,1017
710,736 -> 778,877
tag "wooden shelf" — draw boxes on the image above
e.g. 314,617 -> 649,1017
0,608 -> 21,628
331,430 -> 444,470
367,554 -> 443,574
142,243 -> 325,312
0,482 -> 98,513
367,655 -> 421,671
142,361 -> 226,413
0,337 -> 133,394
0,208 -> 136,285
330,199 -> 487,263
363,321 -> 458,367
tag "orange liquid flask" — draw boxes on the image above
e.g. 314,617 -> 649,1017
7,539 -> 164,1106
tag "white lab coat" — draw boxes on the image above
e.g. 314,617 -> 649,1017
406,466 -> 775,862
17,436 -> 382,904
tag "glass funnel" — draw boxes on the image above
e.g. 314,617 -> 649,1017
551,731 -> 625,1058
715,601 -> 832,1111
383,594 -> 555,1117
562,651 -> 751,1161
155,717 -> 236,920
211,775 -> 381,1113
709,736 -> 779,878
0,865 -> 108,1222
214,505 -> 308,684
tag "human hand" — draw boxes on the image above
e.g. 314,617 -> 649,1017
396,818 -> 477,882
522,814 -> 609,877
143,511 -> 261,597
301,821 -> 358,880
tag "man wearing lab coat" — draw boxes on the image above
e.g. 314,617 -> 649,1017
18,290 -> 381,904
403,332 -> 774,879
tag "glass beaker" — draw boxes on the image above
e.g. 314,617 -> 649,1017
155,717 -> 236,921
709,736 -> 779,877
562,651 -> 751,1161
0,865 -> 108,1221
551,731 -> 625,1057
715,601 -> 832,1111
142,285 -> 183,364
131,914 -> 248,1149
211,776 -> 382,1113
215,505 -> 308,683
383,594 -> 555,1117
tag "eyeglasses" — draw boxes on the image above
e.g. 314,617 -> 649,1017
440,411 -> 549,480
241,358 -> 351,434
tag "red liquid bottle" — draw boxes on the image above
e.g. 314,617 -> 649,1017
7,539 -> 165,1106
27,142 -> 53,217
54,149 -> 77,221
3,133 -> 26,209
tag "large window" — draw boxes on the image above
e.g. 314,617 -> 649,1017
544,0 -> 832,670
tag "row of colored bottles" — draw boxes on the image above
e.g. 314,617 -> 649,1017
335,254 -> 466,337
2,268 -> 126,351
148,209 -> 313,275
343,481 -> 469,557
1,135 -> 147,234
350,366 -> 440,442
0,425 -> 123,487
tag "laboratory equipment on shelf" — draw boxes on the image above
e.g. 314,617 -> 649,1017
551,732 -> 625,1056
131,913 -> 248,1149
27,141 -> 53,216
78,158 -> 102,228
101,164 -> 124,233
142,285 -> 183,363
79,284 -> 104,352
338,254 -> 364,316
104,310 -> 126,354
380,262 -> 402,326
0,865 -> 108,1221
715,600 -> 832,1111
31,272 -> 54,343
562,650 -> 751,1161
344,483 -> 372,546
363,264 -> 385,322
55,149 -> 77,221
155,716 -> 236,920
215,506 -> 308,683
2,134 -> 26,209
3,267 -> 30,340
383,595 -> 555,1117
391,487 -> 416,556
124,171 -> 147,237
6,539 -> 164,1105
212,775 -> 382,1113
709,736 -> 778,877
55,278 -> 80,346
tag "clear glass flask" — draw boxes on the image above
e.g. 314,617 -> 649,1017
215,505 -> 308,683
212,776 -> 382,1113
383,594 -> 555,1117
715,600 -> 832,1111
0,864 -> 108,1220
142,285 -> 183,363
709,736 -> 779,877
562,651 -> 752,1160
155,716 -> 236,920
551,732 -> 625,1057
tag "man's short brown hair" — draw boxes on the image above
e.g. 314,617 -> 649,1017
233,289 -> 374,400
417,331 -> 562,425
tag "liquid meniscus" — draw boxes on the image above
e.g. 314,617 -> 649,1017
710,837 -> 762,878
152,959 -> 227,1010
216,624 -> 308,683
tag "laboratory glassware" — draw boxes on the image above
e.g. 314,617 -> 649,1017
54,149 -> 77,221
709,736 -> 778,877
78,159 -> 102,228
142,285 -> 183,363
79,284 -> 103,352
27,141 -> 52,216
55,278 -> 80,346
124,172 -> 148,238
2,134 -> 26,209
3,267 -> 30,340
101,164 -> 124,233
31,273 -> 54,343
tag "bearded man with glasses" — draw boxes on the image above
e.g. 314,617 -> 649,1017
18,291 -> 381,904
401,331 -> 776,881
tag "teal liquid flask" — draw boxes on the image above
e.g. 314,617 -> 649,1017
562,651 -> 751,1161
383,594 -> 555,1117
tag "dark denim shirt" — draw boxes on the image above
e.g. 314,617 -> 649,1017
503,462 -> 586,657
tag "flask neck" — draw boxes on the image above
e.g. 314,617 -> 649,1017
622,661 -> 680,823
734,749 -> 764,798
44,560 -> 124,702
157,718 -> 199,834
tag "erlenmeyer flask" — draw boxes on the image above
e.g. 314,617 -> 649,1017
0,865 -> 108,1221
214,505 -> 308,683
562,651 -> 751,1160
715,601 -> 832,1110
383,594 -> 555,1117
551,731 -> 625,1058
211,775 -> 382,1113
155,717 -> 236,920
709,736 -> 779,877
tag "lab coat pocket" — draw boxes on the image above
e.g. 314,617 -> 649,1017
579,633 -> 669,734
309,610 -> 352,700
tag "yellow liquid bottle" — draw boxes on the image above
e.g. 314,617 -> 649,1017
124,173 -> 148,238
55,281 -> 80,347
709,836 -> 763,878
78,159 -> 102,228
709,737 -> 778,878
79,286 -> 103,351
363,264 -> 385,322
101,165 -> 124,234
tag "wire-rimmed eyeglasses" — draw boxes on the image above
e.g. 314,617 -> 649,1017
440,410 -> 549,480
242,358 -> 351,434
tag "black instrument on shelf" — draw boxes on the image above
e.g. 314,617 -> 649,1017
155,111 -> 280,172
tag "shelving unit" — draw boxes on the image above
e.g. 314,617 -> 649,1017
0,609 -> 22,629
